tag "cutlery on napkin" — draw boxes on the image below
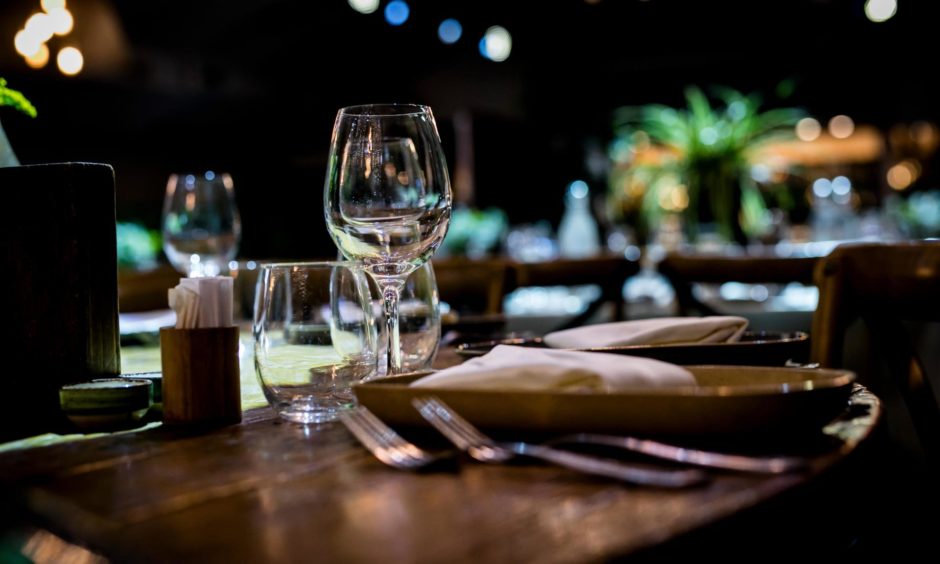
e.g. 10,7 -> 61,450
410,345 -> 695,392
542,316 -> 748,349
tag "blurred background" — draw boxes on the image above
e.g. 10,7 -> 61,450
1,0 -> 937,268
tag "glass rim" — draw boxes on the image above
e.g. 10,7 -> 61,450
338,103 -> 431,118
259,260 -> 369,270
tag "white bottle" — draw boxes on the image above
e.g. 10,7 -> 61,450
558,180 -> 601,259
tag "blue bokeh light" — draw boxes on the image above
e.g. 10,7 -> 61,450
438,19 -> 462,44
385,1 -> 410,26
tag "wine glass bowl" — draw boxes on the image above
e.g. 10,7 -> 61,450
162,171 -> 241,277
324,104 -> 452,373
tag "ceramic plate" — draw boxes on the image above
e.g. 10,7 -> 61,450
354,365 -> 854,437
455,331 -> 810,366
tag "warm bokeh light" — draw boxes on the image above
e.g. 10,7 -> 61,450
25,13 -> 55,43
828,115 -> 855,139
480,26 -> 512,62
887,161 -> 916,191
865,0 -> 897,23
384,1 -> 409,26
41,0 -> 67,12
438,19 -> 462,44
14,29 -> 42,57
25,43 -> 50,68
795,117 -> 821,141
47,8 -> 73,36
348,0 -> 380,15
56,46 -> 83,75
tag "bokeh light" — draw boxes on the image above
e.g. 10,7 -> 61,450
25,43 -> 50,69
14,29 -> 42,57
56,46 -> 83,76
384,1 -> 410,26
865,0 -> 897,23
828,115 -> 855,139
795,117 -> 821,141
25,13 -> 55,43
813,178 -> 832,198
41,0 -> 66,12
47,8 -> 73,36
479,26 -> 512,62
348,0 -> 380,14
438,19 -> 462,44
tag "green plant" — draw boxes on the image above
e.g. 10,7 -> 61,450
116,222 -> 162,270
1,77 -> 37,167
609,86 -> 803,244
0,78 -> 37,117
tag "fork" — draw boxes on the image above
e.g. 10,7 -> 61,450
412,397 -> 707,488
550,434 -> 809,474
339,406 -> 448,470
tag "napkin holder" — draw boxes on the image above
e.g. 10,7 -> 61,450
160,326 -> 241,426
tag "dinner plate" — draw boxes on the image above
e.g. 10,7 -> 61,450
455,331 -> 810,366
354,365 -> 854,438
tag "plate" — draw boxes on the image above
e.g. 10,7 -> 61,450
354,365 -> 854,437
455,331 -> 810,366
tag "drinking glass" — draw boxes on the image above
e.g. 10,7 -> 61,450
324,104 -> 452,374
254,262 -> 378,424
162,171 -> 241,277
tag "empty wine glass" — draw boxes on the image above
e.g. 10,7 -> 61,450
324,104 -> 452,374
162,171 -> 241,277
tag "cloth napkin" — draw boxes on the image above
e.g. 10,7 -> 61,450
542,316 -> 748,349
410,345 -> 695,392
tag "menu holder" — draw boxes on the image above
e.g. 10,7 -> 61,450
0,163 -> 120,440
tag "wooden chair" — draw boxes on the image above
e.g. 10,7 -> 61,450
509,255 -> 640,329
811,242 -> 940,465
658,253 -> 819,316
431,257 -> 512,315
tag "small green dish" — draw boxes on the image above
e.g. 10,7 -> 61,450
121,372 -> 163,404
59,378 -> 153,431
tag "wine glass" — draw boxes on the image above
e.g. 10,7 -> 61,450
162,171 -> 241,277
324,104 -> 452,374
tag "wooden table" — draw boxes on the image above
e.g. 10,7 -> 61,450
0,350 -> 880,562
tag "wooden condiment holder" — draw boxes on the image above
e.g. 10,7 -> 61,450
159,326 -> 241,426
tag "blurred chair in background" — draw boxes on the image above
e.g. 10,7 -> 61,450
811,242 -> 940,466
658,253 -> 820,317
432,257 -> 512,315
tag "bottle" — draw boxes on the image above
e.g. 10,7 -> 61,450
558,180 -> 601,258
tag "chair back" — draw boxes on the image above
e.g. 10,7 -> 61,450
811,242 -> 940,464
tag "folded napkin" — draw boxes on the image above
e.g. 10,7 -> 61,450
542,316 -> 748,349
410,345 -> 695,392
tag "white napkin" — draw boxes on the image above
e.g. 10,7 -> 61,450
542,316 -> 748,349
410,345 -> 695,392
169,277 -> 234,329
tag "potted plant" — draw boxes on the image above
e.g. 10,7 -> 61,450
608,86 -> 803,245
0,77 -> 37,167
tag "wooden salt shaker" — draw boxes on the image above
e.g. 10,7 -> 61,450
159,326 -> 241,426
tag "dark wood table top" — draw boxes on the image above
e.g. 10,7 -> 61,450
0,350 -> 880,563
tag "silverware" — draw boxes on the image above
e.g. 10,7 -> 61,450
550,433 -> 809,474
412,397 -> 707,488
339,406 -> 448,470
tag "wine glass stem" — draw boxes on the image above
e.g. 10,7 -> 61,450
382,282 -> 404,374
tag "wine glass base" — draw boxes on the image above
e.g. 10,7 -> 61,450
275,396 -> 356,424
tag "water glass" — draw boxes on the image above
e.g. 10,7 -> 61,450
254,262 -> 378,424
162,171 -> 241,277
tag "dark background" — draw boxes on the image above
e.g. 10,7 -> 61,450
1,0 -> 935,259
